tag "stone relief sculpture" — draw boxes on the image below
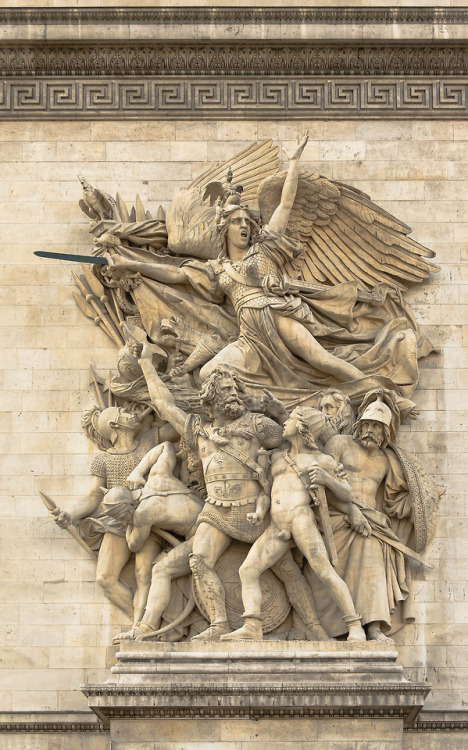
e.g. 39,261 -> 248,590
309,388 -> 440,642
50,404 -> 176,622
220,406 -> 366,643
42,134 -> 443,644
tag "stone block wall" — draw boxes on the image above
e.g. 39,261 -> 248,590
0,118 -> 466,741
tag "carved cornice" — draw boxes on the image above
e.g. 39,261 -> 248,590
1,43 -> 467,78
83,682 -> 429,725
1,77 -> 467,120
1,7 -> 468,26
83,683 -> 427,695
1,717 -> 467,733
85,705 -> 418,723
1,9 -> 465,119
406,721 -> 468,732
0,723 -> 107,733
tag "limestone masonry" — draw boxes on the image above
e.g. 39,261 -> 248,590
0,5 -> 468,750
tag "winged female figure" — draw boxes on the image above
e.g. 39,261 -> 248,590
103,134 -> 437,415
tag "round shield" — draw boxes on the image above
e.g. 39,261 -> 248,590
192,540 -> 291,633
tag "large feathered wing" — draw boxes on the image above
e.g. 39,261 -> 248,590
166,140 -> 280,259
257,170 -> 439,289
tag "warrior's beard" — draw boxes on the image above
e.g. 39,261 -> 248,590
214,396 -> 244,418
358,431 -> 382,449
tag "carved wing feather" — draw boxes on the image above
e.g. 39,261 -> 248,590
258,170 -> 438,290
190,139 -> 280,209
166,141 -> 280,259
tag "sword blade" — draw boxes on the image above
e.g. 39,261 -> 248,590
34,251 -> 108,265
371,529 -> 432,568
316,486 -> 338,567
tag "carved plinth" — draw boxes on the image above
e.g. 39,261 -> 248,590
83,642 -> 429,748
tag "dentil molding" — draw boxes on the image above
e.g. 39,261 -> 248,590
1,7 -> 468,25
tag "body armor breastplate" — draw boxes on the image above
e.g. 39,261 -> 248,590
217,246 -> 280,310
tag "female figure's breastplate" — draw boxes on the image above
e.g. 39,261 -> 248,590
218,248 -> 279,311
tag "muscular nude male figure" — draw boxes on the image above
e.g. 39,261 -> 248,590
101,440 -> 203,639
222,407 -> 366,642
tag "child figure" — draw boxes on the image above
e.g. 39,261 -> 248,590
221,407 -> 366,642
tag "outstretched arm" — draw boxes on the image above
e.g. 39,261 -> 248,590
139,347 -> 188,436
269,132 -> 308,235
104,252 -> 188,285
51,475 -> 104,527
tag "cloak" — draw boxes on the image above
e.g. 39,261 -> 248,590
304,445 -> 440,636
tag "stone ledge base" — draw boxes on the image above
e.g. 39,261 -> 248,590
82,641 -> 429,749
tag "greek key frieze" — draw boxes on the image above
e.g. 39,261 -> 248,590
1,78 -> 467,119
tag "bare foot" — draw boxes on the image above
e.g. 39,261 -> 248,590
346,622 -> 367,642
367,625 -> 393,642
112,626 -> 143,644
130,623 -> 159,642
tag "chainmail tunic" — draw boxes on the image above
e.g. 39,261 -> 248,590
196,498 -> 270,543
210,227 -> 304,315
79,428 -> 159,545
90,428 -> 159,488
184,411 -> 282,542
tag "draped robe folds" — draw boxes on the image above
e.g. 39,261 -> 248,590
304,448 -> 417,637
115,228 -> 434,411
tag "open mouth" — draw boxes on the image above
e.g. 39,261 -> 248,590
240,230 -> 248,239
160,320 -> 177,336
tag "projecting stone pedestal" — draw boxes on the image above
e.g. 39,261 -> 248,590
83,641 -> 429,749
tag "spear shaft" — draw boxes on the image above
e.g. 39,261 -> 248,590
39,491 -> 98,562
80,262 -> 121,330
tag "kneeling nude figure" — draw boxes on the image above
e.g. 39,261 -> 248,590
221,407 -> 366,642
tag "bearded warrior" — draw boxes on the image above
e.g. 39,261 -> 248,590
307,390 -> 441,641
